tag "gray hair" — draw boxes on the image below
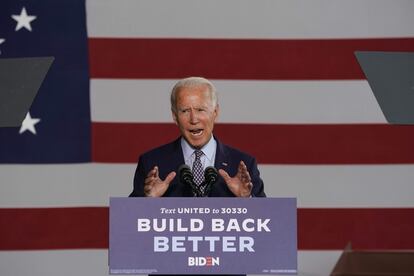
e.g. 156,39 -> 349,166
170,77 -> 218,113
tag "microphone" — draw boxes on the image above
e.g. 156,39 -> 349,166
178,164 -> 202,197
202,166 -> 219,197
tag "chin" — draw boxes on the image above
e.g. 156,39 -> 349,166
189,142 -> 203,149
188,138 -> 207,149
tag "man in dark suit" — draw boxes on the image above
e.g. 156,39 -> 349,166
130,77 -> 265,198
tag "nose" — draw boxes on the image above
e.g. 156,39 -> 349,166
189,110 -> 199,124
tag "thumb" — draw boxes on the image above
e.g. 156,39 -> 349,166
164,171 -> 176,185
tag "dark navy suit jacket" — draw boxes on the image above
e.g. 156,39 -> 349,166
129,137 -> 264,276
130,137 -> 266,197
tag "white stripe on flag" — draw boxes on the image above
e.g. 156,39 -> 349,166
0,164 -> 133,207
86,0 -> 414,39
91,79 -> 385,124
260,164 -> 414,208
2,164 -> 414,207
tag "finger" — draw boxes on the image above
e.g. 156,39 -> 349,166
144,184 -> 152,193
237,160 -> 247,176
144,172 -> 156,185
144,178 -> 154,187
245,181 -> 253,190
243,170 -> 252,183
218,169 -> 232,183
241,181 -> 253,198
154,166 -> 159,178
144,179 -> 154,196
146,166 -> 157,178
238,161 -> 251,183
164,171 -> 176,185
237,161 -> 243,172
239,160 -> 248,173
144,178 -> 155,193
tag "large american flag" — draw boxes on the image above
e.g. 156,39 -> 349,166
1,0 -> 414,275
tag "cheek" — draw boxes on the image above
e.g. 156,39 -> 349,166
179,119 -> 192,131
175,115 -> 186,125
207,117 -> 216,128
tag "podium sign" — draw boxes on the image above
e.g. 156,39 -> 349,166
109,197 -> 297,275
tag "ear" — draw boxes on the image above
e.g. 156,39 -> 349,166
213,104 -> 220,122
172,110 -> 178,125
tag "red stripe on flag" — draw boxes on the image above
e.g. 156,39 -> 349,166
298,208 -> 414,250
88,38 -> 414,80
92,123 -> 180,163
1,208 -> 413,250
92,123 -> 414,164
0,208 -> 108,250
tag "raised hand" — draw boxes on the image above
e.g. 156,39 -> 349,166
144,166 -> 176,197
219,161 -> 253,197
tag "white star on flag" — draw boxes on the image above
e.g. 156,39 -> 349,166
11,7 -> 37,32
19,112 -> 41,135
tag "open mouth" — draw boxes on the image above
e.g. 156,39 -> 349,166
189,129 -> 203,136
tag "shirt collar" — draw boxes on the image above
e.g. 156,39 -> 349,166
181,135 -> 216,162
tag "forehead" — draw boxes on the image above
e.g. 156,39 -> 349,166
176,85 -> 212,104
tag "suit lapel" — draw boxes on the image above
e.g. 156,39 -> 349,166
171,137 -> 185,169
167,137 -> 192,196
213,138 -> 235,196
214,138 -> 228,171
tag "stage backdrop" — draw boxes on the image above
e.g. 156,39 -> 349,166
1,0 -> 414,275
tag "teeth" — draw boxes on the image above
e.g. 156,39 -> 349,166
190,129 -> 203,136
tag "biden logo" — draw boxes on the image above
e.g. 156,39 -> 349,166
188,256 -> 220,266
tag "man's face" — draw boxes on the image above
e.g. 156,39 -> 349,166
172,85 -> 219,149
